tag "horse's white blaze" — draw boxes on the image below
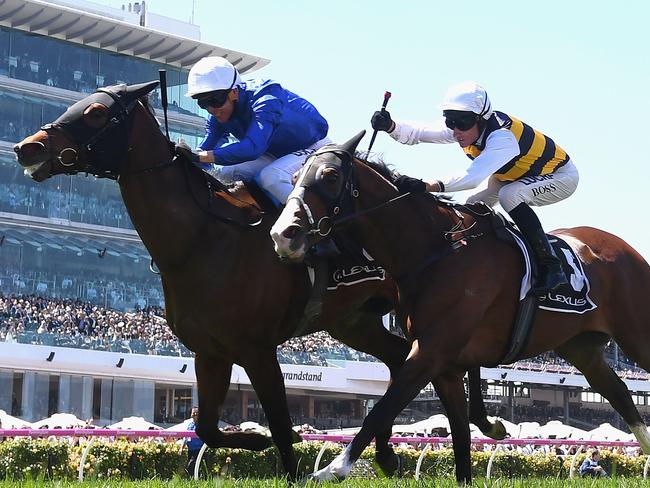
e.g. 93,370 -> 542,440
630,423 -> 650,453
312,444 -> 353,481
270,192 -> 307,259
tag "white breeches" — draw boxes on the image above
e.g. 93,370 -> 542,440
209,137 -> 332,204
466,160 -> 579,212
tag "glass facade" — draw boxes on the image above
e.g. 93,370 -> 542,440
0,26 -> 202,117
0,223 -> 165,311
0,28 -> 207,314
0,24 -> 374,429
0,153 -> 134,229
0,91 -> 205,155
0,368 -> 195,425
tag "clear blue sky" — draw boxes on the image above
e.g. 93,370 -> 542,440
106,0 -> 650,259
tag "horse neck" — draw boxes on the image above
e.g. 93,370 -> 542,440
353,163 -> 454,280
118,105 -> 231,270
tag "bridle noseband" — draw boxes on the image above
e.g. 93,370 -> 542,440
289,147 -> 413,239
288,145 -> 358,238
39,87 -> 145,180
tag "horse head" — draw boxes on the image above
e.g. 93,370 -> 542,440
14,81 -> 160,182
271,131 -> 369,261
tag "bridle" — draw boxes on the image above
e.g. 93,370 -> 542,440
289,146 -> 413,238
39,87 -> 142,180
35,84 -> 264,228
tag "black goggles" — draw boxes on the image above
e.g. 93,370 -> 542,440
195,68 -> 238,110
444,114 -> 479,131
197,91 -> 230,110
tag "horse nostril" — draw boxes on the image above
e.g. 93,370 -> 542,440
282,225 -> 300,240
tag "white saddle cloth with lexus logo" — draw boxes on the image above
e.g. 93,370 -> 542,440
507,229 -> 597,314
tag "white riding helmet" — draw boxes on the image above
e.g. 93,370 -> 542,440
442,81 -> 493,120
185,56 -> 242,98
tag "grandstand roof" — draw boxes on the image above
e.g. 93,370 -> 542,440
0,223 -> 150,259
0,0 -> 270,72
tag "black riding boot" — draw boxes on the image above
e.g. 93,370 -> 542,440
508,203 -> 568,297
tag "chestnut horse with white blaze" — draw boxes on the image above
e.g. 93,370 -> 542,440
271,131 -> 650,483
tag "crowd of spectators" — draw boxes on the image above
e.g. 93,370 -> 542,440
2,291 -> 650,379
0,265 -> 164,312
0,293 -> 372,362
0,156 -> 133,230
277,332 -> 379,365
0,182 -> 132,229
0,293 -> 184,357
502,350 -> 649,382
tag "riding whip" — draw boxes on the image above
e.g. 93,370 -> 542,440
365,91 -> 392,160
158,69 -> 171,141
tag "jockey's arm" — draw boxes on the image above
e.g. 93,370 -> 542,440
208,85 -> 286,166
389,119 -> 457,145
197,119 -> 225,163
427,129 -> 519,193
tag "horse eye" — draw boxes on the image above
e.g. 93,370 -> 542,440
83,104 -> 109,128
322,169 -> 339,183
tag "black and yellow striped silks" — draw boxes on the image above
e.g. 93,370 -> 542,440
463,111 -> 570,182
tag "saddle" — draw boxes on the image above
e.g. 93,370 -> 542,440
199,169 -> 273,226
462,202 -> 596,364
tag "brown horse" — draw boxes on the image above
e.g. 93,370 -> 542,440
12,82 -> 502,479
271,131 -> 650,483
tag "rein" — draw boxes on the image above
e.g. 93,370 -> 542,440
295,149 -> 490,289
329,191 -> 414,229
293,147 -> 416,237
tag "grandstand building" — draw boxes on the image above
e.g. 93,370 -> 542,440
1,0 -> 649,433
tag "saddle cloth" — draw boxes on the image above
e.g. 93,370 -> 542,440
326,248 -> 386,290
306,249 -> 386,291
506,228 -> 597,314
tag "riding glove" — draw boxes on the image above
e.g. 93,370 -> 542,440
175,141 -> 200,163
371,110 -> 395,133
394,175 -> 427,194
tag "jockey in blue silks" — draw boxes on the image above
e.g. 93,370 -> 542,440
181,56 -> 330,205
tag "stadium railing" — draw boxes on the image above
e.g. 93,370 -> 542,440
0,429 -> 643,481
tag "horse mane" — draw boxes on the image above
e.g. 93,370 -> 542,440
139,95 -> 157,118
355,154 -> 456,205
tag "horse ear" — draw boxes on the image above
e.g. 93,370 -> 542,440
125,80 -> 160,101
341,130 -> 366,157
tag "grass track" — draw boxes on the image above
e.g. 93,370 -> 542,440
1,478 -> 648,487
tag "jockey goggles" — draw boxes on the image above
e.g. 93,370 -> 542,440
196,90 -> 231,109
443,111 -> 479,131
194,69 -> 238,109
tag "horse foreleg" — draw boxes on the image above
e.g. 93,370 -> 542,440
330,312 -> 411,477
244,351 -> 299,480
194,353 -> 273,451
556,337 -> 650,453
435,372 -> 472,484
467,367 -> 507,440
311,343 -> 431,481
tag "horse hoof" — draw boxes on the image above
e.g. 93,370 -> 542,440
291,430 -> 303,444
298,473 -> 330,485
302,470 -> 343,484
376,452 -> 402,477
485,420 -> 508,440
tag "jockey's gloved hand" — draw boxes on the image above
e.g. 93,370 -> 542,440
394,175 -> 427,194
371,109 -> 395,133
175,141 -> 200,163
